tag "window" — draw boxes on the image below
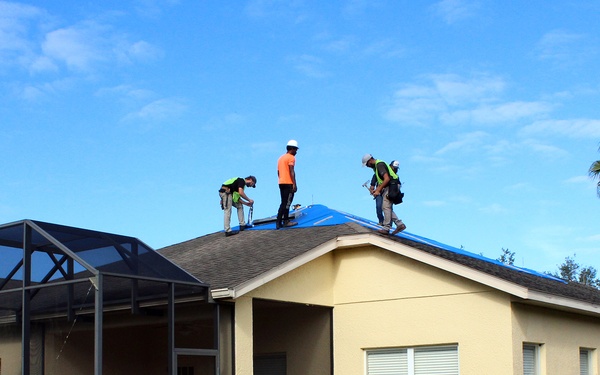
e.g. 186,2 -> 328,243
580,348 -> 593,375
523,344 -> 540,375
366,345 -> 458,375
254,354 -> 286,375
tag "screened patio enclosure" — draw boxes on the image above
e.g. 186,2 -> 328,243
0,219 -> 214,375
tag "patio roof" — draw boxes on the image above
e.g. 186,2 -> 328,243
0,219 -> 211,374
0,219 -> 208,322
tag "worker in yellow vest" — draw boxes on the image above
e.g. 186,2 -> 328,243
219,176 -> 256,237
362,154 -> 406,235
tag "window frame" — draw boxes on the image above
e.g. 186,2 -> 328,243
365,344 -> 459,375
523,343 -> 541,375
580,347 -> 595,375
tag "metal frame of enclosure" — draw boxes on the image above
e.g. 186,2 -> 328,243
0,219 -> 212,375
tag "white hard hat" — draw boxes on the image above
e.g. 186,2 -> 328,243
287,139 -> 299,148
362,153 -> 373,166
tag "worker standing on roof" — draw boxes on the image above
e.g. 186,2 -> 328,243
219,176 -> 256,237
276,140 -> 299,229
362,154 -> 406,235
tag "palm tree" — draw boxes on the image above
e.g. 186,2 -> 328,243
590,145 -> 600,198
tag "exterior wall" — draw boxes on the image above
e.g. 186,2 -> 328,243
231,242 -> 600,375
0,302 -> 217,375
512,303 -> 600,374
253,300 -> 331,375
248,252 -> 335,306
0,325 -> 21,375
45,319 -> 168,375
235,296 -> 254,375
236,254 -> 335,375
331,245 -> 515,375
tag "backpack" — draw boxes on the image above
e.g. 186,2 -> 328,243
387,178 -> 404,204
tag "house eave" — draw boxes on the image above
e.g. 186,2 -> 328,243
522,290 -> 600,317
210,232 -> 600,317
211,288 -> 235,299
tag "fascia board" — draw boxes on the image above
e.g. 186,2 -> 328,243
525,290 -> 600,316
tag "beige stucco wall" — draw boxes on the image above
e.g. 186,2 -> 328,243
332,245 -> 514,375
235,244 -> 515,374
248,252 -> 336,305
233,254 -> 336,375
235,296 -> 254,375
253,300 -> 331,375
231,242 -> 600,375
0,325 -> 22,375
512,303 -> 600,375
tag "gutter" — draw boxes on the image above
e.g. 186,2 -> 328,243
212,288 -> 235,299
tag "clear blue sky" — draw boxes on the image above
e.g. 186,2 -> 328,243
1,0 -> 599,274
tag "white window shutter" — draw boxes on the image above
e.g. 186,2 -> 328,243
414,346 -> 459,375
580,349 -> 589,375
523,344 -> 538,375
367,349 -> 409,375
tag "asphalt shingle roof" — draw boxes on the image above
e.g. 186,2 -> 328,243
158,204 -> 600,306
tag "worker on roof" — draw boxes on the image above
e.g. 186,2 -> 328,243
362,154 -> 406,235
219,176 -> 256,237
276,140 -> 299,229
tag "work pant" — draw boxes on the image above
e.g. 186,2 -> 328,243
374,194 -> 384,225
220,191 -> 245,232
277,184 -> 294,226
382,187 -> 403,231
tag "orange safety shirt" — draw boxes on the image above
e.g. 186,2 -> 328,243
277,153 -> 296,184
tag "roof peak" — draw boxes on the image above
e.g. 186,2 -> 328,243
236,204 -> 564,284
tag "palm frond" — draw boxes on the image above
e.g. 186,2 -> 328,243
590,160 -> 600,179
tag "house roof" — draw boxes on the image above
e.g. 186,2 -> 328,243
158,204 -> 600,316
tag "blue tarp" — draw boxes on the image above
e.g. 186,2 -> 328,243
239,204 -> 565,283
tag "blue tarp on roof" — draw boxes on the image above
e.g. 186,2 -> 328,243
239,204 -> 565,284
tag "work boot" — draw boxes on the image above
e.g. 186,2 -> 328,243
284,221 -> 298,227
377,228 -> 389,235
391,223 -> 406,235
225,231 -> 239,237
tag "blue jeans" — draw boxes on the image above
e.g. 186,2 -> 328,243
375,194 -> 384,224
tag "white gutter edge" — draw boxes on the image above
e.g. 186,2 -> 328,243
211,288 -> 235,299
526,290 -> 600,316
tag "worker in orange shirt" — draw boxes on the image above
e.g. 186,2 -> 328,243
276,140 -> 299,229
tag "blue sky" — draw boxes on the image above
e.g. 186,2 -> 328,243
1,0 -> 599,274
